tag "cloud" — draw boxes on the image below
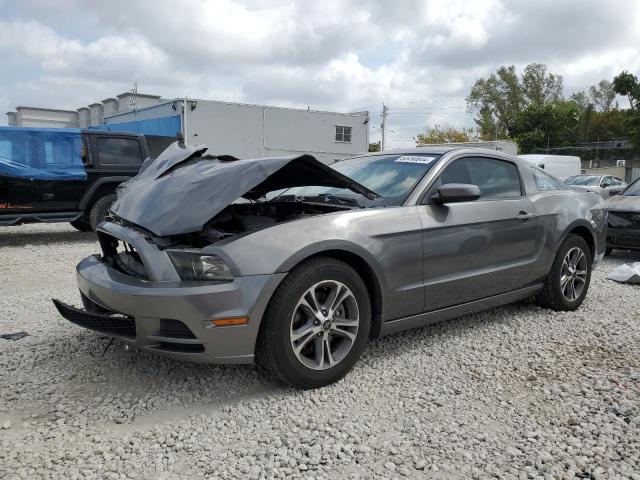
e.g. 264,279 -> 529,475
1,0 -> 639,147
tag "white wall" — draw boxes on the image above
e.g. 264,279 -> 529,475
104,101 -> 177,123
89,104 -> 103,126
185,100 -> 369,163
102,99 -> 118,116
117,93 -> 163,113
14,107 -> 79,128
78,108 -> 90,128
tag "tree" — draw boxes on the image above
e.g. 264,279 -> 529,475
613,71 -> 640,108
571,80 -> 624,142
467,63 -> 563,139
414,124 -> 478,145
613,71 -> 640,149
571,80 -> 617,113
368,142 -> 380,152
512,101 -> 580,153
589,80 -> 617,113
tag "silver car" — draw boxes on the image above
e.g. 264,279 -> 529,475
54,144 -> 607,388
566,174 -> 627,198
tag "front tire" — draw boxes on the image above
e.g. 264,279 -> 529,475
257,257 -> 371,389
535,234 -> 592,311
89,194 -> 116,231
70,217 -> 92,232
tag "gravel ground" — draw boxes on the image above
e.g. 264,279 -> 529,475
0,223 -> 639,480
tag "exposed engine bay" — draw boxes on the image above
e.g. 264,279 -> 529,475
162,200 -> 350,248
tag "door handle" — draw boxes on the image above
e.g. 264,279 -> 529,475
42,193 -> 55,200
516,211 -> 535,221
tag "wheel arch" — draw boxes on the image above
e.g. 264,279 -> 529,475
78,177 -> 131,211
563,221 -> 596,261
276,245 -> 386,339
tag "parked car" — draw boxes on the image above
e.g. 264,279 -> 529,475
0,126 -> 175,231
518,154 -> 581,180
53,145 -> 607,388
565,174 -> 627,198
606,176 -> 640,254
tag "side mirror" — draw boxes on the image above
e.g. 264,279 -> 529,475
432,183 -> 481,204
601,183 -> 611,189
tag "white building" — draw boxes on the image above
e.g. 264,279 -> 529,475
6,93 -> 369,163
6,106 -> 79,128
101,99 -> 369,163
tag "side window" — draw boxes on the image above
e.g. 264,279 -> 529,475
435,157 -> 522,200
0,132 -> 31,167
601,176 -> 612,187
96,137 -> 143,166
611,177 -> 622,186
530,166 -> 567,191
42,135 -> 81,167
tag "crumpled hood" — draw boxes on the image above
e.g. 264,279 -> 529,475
110,142 -> 376,237
606,194 -> 640,213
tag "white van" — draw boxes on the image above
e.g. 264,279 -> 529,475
518,155 -> 581,180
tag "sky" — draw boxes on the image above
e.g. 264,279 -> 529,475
1,0 -> 639,148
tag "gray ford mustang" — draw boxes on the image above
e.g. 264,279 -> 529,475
54,143 -> 607,388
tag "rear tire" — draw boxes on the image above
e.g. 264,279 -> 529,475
70,217 -> 92,232
535,234 -> 592,311
257,257 -> 371,389
89,194 -> 116,231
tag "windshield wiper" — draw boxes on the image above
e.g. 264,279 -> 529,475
316,193 -> 363,207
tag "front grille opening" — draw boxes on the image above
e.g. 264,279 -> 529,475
54,300 -> 136,338
155,342 -> 204,353
609,212 -> 640,229
98,232 -> 150,280
155,319 -> 196,339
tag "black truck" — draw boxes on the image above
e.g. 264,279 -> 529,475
0,126 -> 175,231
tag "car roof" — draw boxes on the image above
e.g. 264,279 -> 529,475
361,146 -> 510,156
354,146 -> 520,161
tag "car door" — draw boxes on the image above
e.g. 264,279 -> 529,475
0,129 -> 41,215
599,176 -> 612,198
418,156 -> 541,312
605,177 -> 624,196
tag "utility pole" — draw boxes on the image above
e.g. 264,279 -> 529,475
381,103 -> 388,151
130,82 -> 138,116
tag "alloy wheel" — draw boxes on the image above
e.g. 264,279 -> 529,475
560,247 -> 588,302
289,280 -> 359,370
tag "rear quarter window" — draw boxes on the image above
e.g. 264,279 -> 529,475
97,137 -> 143,166
529,166 -> 569,192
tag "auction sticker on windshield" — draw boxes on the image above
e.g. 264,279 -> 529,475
395,156 -> 437,164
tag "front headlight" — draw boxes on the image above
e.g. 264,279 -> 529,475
608,212 -> 632,228
167,251 -> 234,282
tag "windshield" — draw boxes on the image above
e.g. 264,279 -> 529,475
623,178 -> 640,196
273,153 -> 441,207
566,175 -> 600,186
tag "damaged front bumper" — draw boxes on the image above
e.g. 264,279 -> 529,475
54,223 -> 286,364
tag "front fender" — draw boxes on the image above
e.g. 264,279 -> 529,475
276,239 -> 384,276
